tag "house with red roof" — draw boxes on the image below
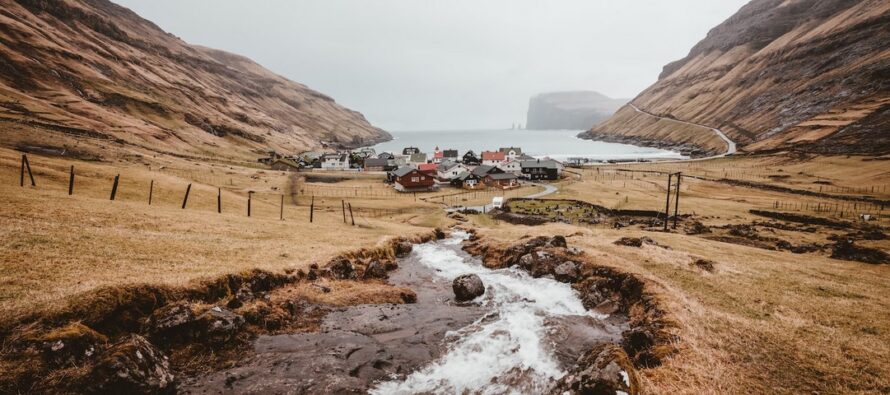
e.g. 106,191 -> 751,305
481,150 -> 506,166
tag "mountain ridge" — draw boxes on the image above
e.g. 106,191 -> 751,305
580,0 -> 890,156
0,0 -> 390,161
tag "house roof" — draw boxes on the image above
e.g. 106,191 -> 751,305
391,166 -> 419,177
443,149 -> 459,157
499,147 -> 522,154
417,163 -> 438,172
454,171 -> 479,181
521,159 -> 560,169
322,153 -> 348,161
471,165 -> 502,177
409,153 -> 428,163
364,158 -> 387,167
481,151 -> 505,161
271,158 -> 301,168
487,172 -> 517,180
438,161 -> 462,171
378,152 -> 395,159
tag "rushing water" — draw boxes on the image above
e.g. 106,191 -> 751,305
370,129 -> 686,161
372,232 -> 608,394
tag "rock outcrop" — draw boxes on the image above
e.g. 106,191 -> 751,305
0,0 -> 390,160
526,91 -> 626,130
581,0 -> 890,155
452,274 -> 485,301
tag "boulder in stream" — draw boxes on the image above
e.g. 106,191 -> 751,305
452,274 -> 485,301
554,343 -> 639,395
553,261 -> 580,283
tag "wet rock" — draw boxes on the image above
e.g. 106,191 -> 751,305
400,291 -> 418,304
147,302 -> 196,341
197,306 -> 245,343
328,258 -> 356,280
452,274 -> 485,301
394,241 -> 413,258
613,237 -> 643,247
517,250 -> 563,278
434,228 -> 447,239
88,334 -> 175,394
362,260 -> 388,279
553,261 -> 580,283
553,343 -> 639,395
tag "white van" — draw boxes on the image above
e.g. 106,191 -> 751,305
491,196 -> 504,209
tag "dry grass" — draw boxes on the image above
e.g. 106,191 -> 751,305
0,147 -> 447,318
466,221 -> 890,394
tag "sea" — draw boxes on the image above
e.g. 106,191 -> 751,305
369,129 -> 685,161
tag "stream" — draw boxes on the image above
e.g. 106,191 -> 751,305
183,232 -> 625,394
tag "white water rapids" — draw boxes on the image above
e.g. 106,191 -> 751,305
371,232 -> 601,394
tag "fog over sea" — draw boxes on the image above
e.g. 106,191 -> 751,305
370,129 -> 686,161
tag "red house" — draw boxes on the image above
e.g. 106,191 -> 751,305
390,166 -> 437,192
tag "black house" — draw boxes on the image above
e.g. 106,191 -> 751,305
462,150 -> 480,165
520,159 -> 561,180
402,147 -> 420,155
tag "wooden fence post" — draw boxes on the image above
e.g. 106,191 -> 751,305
663,173 -> 672,231
348,202 -> 355,226
182,183 -> 191,209
68,165 -> 75,195
110,174 -> 120,201
310,195 -> 314,223
280,195 -> 284,220
217,188 -> 222,213
342,200 -> 347,223
149,180 -> 154,205
21,154 -> 36,187
248,192 -> 253,217
20,155 -> 24,187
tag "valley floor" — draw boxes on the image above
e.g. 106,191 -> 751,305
1,147 -> 889,393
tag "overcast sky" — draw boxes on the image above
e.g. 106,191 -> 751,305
115,0 -> 748,131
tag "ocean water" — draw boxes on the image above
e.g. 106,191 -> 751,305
369,129 -> 685,161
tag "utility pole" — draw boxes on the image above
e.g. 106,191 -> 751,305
663,173 -> 672,231
673,172 -> 681,229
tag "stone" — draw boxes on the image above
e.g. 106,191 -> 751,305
434,228 -> 447,239
614,237 -> 643,247
226,286 -> 254,309
362,260 -> 388,279
197,306 -> 245,343
147,302 -> 196,341
547,235 -> 568,248
553,344 -> 638,395
328,258 -> 356,280
88,335 -> 175,394
394,241 -> 413,258
452,274 -> 485,301
553,261 -> 579,283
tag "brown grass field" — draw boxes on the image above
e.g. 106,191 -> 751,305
1,145 -> 889,393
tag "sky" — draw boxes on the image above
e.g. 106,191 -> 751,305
115,0 -> 748,131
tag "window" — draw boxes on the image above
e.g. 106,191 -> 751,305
411,177 -> 419,182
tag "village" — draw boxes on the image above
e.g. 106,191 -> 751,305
258,146 -> 565,192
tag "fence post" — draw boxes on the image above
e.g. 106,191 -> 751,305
673,173 -> 681,229
181,184 -> 192,209
342,200 -> 347,223
348,202 -> 355,226
280,195 -> 285,220
310,195 -> 314,223
21,154 -> 36,187
149,180 -> 154,205
20,155 -> 24,187
68,165 -> 75,195
217,188 -> 222,213
248,191 -> 253,217
110,175 -> 120,201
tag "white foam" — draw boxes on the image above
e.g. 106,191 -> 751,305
371,232 -> 591,394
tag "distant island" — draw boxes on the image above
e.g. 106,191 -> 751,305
526,91 -> 627,130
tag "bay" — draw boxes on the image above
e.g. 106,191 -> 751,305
369,129 -> 685,161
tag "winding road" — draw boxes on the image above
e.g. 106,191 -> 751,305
628,103 -> 736,157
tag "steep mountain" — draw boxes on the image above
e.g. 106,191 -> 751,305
526,91 -> 627,130
0,0 -> 390,161
580,0 -> 890,156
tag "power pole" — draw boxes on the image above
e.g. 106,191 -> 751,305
663,173 -> 672,231
673,172 -> 681,229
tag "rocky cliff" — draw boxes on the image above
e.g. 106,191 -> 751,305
0,0 -> 390,161
580,0 -> 890,156
526,91 -> 626,130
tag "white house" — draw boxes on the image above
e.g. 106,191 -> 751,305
499,147 -> 523,162
320,153 -> 350,170
481,151 -> 506,167
437,161 -> 470,180
498,159 -> 522,174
